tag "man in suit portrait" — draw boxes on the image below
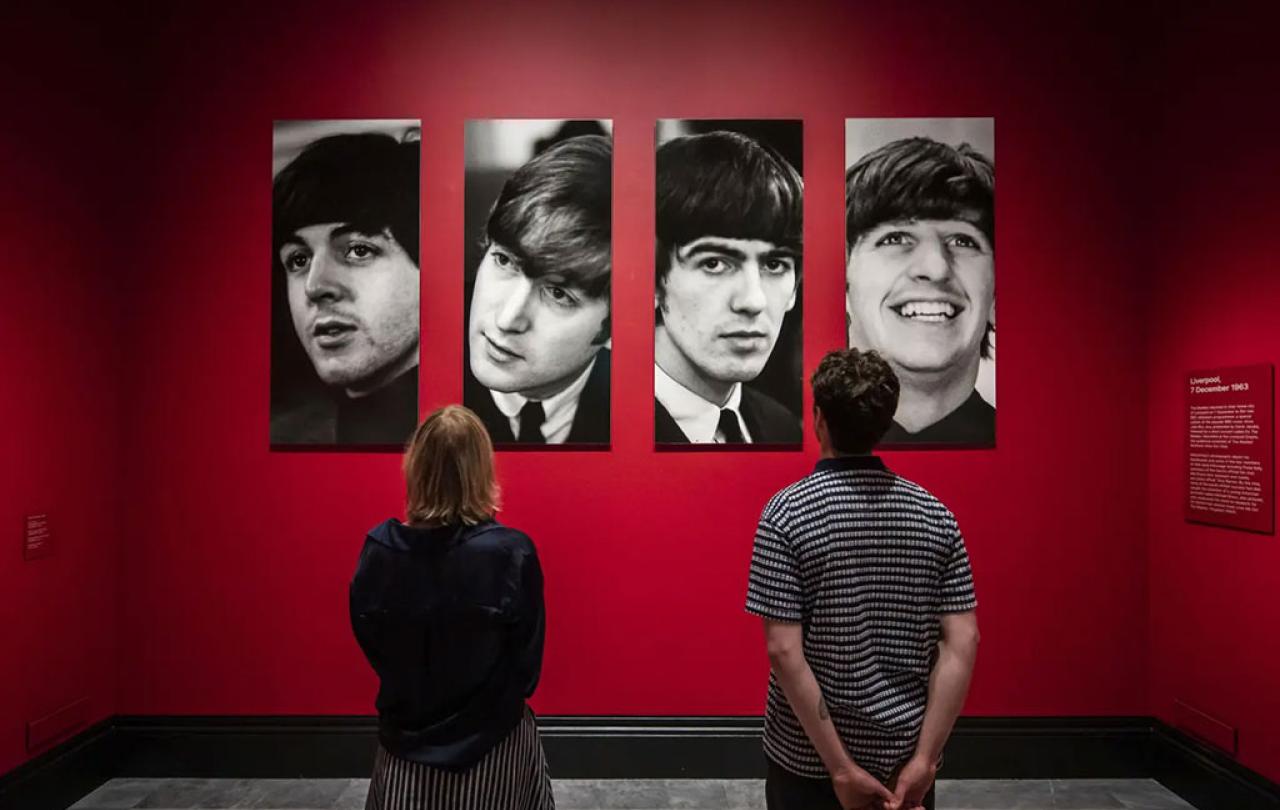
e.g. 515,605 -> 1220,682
271,128 -> 420,446
465,134 -> 612,446
654,130 -> 803,445
845,135 -> 995,447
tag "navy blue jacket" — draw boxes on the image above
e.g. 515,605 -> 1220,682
350,519 -> 545,769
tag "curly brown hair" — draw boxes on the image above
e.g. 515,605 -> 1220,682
810,348 -> 900,454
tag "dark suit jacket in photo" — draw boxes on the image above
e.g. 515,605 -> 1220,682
464,348 -> 610,446
655,384 -> 801,445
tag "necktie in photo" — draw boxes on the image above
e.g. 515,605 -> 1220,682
718,408 -> 745,444
518,401 -> 546,444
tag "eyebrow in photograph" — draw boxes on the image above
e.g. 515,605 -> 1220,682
489,241 -> 530,268
329,224 -> 390,242
281,224 -> 390,247
540,273 -> 586,293
678,238 -> 798,263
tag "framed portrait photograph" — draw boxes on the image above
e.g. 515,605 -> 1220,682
654,119 -> 804,448
463,120 -> 613,448
845,118 -> 995,448
270,119 -> 421,448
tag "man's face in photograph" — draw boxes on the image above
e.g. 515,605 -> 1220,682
657,236 -> 797,386
280,222 -> 420,394
845,217 -> 993,375
468,243 -> 609,400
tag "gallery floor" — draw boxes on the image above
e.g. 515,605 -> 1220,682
68,777 -> 1195,809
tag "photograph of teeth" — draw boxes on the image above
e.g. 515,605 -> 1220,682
846,117 -> 995,449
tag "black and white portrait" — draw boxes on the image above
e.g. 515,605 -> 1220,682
845,118 -> 995,448
464,120 -> 612,447
654,120 -> 804,447
270,120 -> 421,447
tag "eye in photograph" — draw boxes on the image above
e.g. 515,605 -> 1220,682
270,119 -> 421,448
463,119 -> 613,448
655,119 -> 804,448
845,118 -> 995,449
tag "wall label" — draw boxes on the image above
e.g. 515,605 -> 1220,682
1185,364 -> 1275,533
24,513 -> 53,560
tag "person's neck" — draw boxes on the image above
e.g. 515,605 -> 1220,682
816,421 -> 872,459
654,327 -> 733,406
893,360 -> 980,433
819,446 -> 873,460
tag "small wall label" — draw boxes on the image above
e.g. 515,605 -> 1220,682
24,514 -> 52,560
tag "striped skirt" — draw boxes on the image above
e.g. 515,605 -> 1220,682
365,707 -> 555,810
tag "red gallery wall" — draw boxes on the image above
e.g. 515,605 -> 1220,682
0,14 -> 130,775
1146,8 -> 1280,784
113,0 -> 1151,720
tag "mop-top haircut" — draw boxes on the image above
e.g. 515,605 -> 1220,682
655,130 -> 803,285
484,134 -> 612,301
273,132 -> 420,268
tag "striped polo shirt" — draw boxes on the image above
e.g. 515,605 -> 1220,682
745,455 -> 977,781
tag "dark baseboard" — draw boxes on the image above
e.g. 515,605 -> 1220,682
108,714 -> 1156,780
540,717 -> 766,778
113,715 -> 379,778
947,716 -> 1153,779
107,715 -> 764,779
0,720 -> 118,810
545,716 -> 1156,779
3,715 -> 1278,810
1150,721 -> 1280,809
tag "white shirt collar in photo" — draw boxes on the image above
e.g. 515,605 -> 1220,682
489,354 -> 599,444
654,363 -> 752,443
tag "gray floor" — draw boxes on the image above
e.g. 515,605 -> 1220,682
69,777 -> 1197,809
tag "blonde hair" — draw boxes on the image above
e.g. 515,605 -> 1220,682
403,405 -> 499,526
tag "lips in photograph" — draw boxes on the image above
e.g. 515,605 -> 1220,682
311,315 -> 361,349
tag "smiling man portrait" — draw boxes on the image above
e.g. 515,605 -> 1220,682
654,123 -> 804,446
270,121 -> 421,446
845,120 -> 995,447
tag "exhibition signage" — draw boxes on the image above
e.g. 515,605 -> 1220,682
1185,364 -> 1275,533
24,514 -> 52,560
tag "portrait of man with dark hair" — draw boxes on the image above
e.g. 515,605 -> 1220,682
654,120 -> 804,446
270,120 -> 421,447
845,118 -> 995,448
463,120 -> 612,447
